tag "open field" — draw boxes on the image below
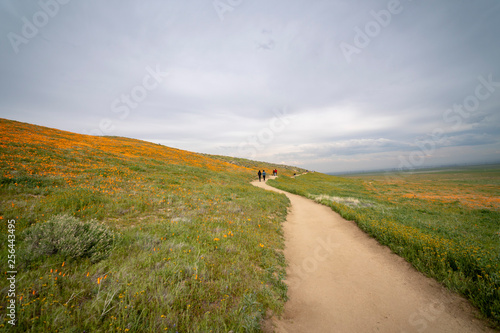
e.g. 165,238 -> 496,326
268,168 -> 500,326
343,165 -> 500,211
2,117 -> 498,330
0,118 -> 306,332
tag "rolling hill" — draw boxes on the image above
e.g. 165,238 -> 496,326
0,118 -> 306,332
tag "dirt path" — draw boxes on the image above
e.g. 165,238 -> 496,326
252,178 -> 496,333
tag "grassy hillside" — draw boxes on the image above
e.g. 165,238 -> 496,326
268,170 -> 500,325
0,118 -> 295,332
204,154 -> 308,177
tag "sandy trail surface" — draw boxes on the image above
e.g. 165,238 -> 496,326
252,178 -> 496,333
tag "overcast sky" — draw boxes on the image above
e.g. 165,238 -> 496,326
1,0 -> 499,173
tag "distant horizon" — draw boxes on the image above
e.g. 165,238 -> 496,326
1,1 -> 499,174
328,161 -> 500,176
3,116 -> 500,175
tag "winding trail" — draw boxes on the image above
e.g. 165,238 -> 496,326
252,177 -> 495,333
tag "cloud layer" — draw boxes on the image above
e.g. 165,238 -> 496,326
1,0 -> 499,172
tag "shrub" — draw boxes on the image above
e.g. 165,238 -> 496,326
23,214 -> 115,263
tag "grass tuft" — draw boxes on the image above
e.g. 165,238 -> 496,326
22,214 -> 116,264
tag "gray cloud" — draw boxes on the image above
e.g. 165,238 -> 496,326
1,0 -> 499,173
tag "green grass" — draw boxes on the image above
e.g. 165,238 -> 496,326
205,154 -> 308,177
0,118 -> 291,332
268,169 -> 500,326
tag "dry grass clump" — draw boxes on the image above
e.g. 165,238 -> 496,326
23,214 -> 115,263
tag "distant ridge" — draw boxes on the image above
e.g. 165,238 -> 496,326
329,162 -> 500,176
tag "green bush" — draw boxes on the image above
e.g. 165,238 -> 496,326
23,214 -> 115,263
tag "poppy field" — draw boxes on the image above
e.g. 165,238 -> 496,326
268,168 -> 500,325
0,118 -> 306,332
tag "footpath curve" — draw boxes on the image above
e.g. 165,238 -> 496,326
252,177 -> 495,333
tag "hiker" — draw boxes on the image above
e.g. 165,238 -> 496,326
258,170 -> 262,182
263,170 -> 266,181
274,169 -> 278,176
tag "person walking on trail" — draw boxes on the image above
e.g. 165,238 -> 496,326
263,170 -> 266,181
258,170 -> 262,182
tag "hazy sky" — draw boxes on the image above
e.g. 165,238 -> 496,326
1,0 -> 499,173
